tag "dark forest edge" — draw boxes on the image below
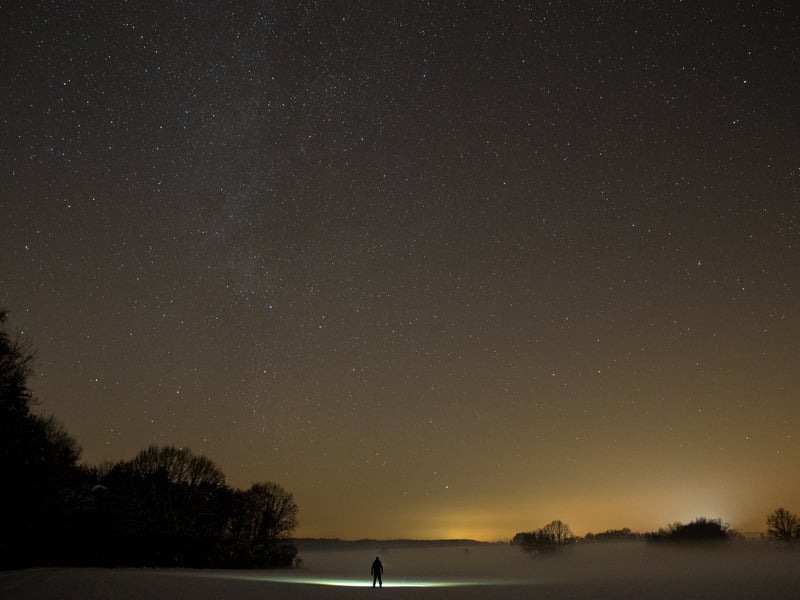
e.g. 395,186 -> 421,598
1,310 -> 297,569
2,310 -> 800,570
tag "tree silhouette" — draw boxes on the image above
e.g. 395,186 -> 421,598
514,520 -> 575,553
0,310 -> 35,418
96,445 -> 230,566
767,507 -> 800,542
541,520 -> 574,545
227,482 -> 299,566
128,444 -> 226,488
0,310 -> 83,566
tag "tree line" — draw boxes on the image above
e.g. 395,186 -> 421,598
0,310 -> 298,569
514,510 -> 800,554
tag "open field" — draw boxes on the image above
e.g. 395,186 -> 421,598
3,542 -> 800,599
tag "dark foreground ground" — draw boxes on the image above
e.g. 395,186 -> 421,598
3,542 -> 800,599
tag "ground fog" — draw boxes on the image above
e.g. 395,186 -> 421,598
2,541 -> 799,599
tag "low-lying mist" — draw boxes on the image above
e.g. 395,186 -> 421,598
3,541 -> 799,599
297,540 -> 800,595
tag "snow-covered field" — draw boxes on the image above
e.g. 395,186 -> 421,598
3,542 -> 800,599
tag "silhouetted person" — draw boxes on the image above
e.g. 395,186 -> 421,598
371,556 -> 383,587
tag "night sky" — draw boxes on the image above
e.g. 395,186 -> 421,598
2,1 -> 799,540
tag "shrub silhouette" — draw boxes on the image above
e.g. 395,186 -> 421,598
584,528 -> 645,543
648,517 -> 738,543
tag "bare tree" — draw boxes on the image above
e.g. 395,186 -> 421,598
767,507 -> 800,542
515,520 -> 574,553
227,481 -> 298,566
234,481 -> 298,543
541,520 -> 574,545
105,445 -> 229,564
128,445 -> 225,488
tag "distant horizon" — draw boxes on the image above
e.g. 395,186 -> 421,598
291,529 -> 768,544
286,530 -> 770,544
281,500 -> 780,542
74,449 -> 785,544
285,516 -> 773,543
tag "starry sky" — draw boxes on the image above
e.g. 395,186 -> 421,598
2,1 -> 799,541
